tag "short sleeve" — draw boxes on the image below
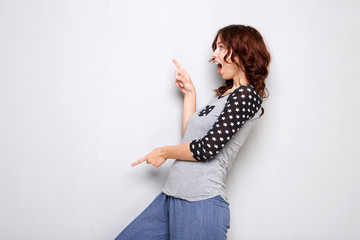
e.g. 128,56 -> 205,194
190,85 -> 262,161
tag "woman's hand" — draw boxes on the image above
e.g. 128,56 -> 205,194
173,59 -> 195,95
131,147 -> 168,168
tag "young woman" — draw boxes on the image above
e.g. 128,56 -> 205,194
115,24 -> 271,240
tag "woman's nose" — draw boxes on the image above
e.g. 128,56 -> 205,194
212,50 -> 218,58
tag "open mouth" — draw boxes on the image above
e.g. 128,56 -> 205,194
217,63 -> 222,74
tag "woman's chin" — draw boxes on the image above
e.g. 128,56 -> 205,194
221,75 -> 231,80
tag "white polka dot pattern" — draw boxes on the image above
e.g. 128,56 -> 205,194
190,85 -> 262,161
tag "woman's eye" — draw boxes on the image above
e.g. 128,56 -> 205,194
220,46 -> 224,50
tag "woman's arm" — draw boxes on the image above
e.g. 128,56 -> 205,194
189,86 -> 262,161
131,142 -> 196,167
172,59 -> 196,137
182,93 -> 196,137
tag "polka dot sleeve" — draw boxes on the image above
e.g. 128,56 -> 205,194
190,86 -> 262,161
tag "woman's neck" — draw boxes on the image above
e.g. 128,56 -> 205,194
232,70 -> 249,88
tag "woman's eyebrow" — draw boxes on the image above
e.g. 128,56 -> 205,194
217,41 -> 223,44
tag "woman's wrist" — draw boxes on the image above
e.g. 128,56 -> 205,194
184,90 -> 196,98
159,146 -> 169,159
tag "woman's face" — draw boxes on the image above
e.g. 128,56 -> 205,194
211,36 -> 241,80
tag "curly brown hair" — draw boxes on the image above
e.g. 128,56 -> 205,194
210,25 -> 271,114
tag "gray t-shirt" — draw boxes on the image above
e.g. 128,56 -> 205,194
163,84 -> 263,202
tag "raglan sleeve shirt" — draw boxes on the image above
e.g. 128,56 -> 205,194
190,86 -> 263,161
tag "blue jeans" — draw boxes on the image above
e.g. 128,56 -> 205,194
114,192 -> 230,240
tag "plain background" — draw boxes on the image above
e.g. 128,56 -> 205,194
1,0 -> 360,239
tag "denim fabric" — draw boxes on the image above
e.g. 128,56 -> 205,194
114,192 -> 230,240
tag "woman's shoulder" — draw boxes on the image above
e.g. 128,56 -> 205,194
230,84 -> 262,102
225,84 -> 263,119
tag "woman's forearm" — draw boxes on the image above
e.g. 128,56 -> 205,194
182,92 -> 196,137
131,141 -> 196,167
162,142 -> 196,161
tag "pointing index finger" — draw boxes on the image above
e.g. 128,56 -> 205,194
131,157 -> 146,167
172,59 -> 184,71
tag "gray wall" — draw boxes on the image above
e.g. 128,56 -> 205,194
1,0 -> 359,239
